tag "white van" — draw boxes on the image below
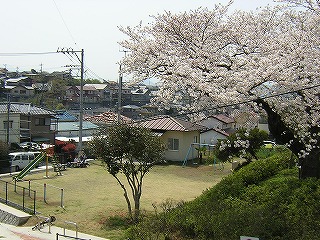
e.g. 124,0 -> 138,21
9,152 -> 42,171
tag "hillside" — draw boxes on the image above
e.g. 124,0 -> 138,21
127,150 -> 320,240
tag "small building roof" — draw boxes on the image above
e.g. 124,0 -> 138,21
57,121 -> 98,131
136,115 -> 206,132
5,76 -> 30,83
84,112 -> 132,125
84,83 -> 108,90
0,102 -> 54,116
201,128 -> 229,136
210,114 -> 235,124
54,110 -> 78,122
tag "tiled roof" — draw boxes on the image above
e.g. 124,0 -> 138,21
211,114 -> 234,124
0,103 -> 54,115
84,112 -> 132,124
136,115 -> 206,132
202,128 -> 229,136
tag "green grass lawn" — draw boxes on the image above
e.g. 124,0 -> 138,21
1,160 -> 231,239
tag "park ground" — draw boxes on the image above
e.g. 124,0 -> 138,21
0,160 -> 232,239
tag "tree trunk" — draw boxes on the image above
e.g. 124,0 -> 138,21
133,192 -> 141,223
256,98 -> 320,179
114,175 -> 133,220
299,150 -> 320,179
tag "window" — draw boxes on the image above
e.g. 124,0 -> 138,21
193,136 -> 198,143
168,138 -> 179,151
35,118 -> 51,126
3,121 -> 13,129
20,90 -> 27,94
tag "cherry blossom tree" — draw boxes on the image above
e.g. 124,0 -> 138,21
119,1 -> 320,178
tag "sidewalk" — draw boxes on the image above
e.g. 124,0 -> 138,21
0,222 -> 109,240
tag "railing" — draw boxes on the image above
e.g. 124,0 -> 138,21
56,233 -> 91,240
0,179 -> 36,214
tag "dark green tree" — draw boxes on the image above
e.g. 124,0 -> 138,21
0,140 -> 9,170
89,124 -> 165,222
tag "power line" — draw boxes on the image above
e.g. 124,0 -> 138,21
52,0 -> 78,47
0,51 -> 58,56
173,83 -> 320,118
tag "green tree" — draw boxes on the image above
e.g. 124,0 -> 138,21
89,124 -> 165,222
0,140 -> 9,170
215,128 -> 269,163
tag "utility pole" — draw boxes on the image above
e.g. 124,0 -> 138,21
117,65 -> 123,123
6,93 -> 11,145
57,48 -> 84,153
117,49 -> 129,123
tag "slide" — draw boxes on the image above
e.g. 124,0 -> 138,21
14,153 -> 46,181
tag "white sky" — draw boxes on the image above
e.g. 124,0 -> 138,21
1,0 -> 279,82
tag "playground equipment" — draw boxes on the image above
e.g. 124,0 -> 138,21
14,153 -> 46,181
183,143 -> 215,166
13,153 -> 67,180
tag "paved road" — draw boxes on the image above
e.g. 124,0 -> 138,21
0,222 -> 109,240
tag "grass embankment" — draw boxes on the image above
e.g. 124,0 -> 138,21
128,149 -> 320,240
0,160 -> 231,239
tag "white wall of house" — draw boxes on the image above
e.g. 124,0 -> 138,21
200,130 -> 228,145
198,117 -> 235,130
162,130 -> 200,162
0,113 -> 21,143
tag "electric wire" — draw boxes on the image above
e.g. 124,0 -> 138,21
0,52 -> 59,56
172,83 -> 320,119
52,0 -> 78,47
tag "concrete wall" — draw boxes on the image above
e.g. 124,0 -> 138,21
0,203 -> 31,226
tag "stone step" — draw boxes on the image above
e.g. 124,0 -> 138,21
0,203 -> 31,226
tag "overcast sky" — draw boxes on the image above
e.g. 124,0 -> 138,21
1,0 -> 279,82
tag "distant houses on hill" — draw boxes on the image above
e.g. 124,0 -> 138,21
0,70 -> 270,163
0,73 -> 158,112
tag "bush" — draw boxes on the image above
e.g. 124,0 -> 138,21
0,140 -> 10,172
127,151 -> 320,240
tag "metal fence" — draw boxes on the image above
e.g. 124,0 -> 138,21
0,179 -> 36,214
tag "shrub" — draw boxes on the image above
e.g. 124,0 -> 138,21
126,151 -> 320,240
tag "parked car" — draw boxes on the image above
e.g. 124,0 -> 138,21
9,151 -> 42,171
263,140 -> 276,148
19,142 -> 41,151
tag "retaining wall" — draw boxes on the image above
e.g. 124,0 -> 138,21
0,203 -> 31,226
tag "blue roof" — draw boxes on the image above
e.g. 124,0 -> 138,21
54,110 -> 78,122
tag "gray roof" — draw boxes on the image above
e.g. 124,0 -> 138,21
57,121 -> 99,131
136,115 -> 206,132
0,103 -> 54,115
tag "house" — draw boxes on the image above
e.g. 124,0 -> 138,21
55,121 -> 99,143
131,86 -> 151,106
198,114 -> 235,132
121,105 -> 153,120
0,102 -> 56,144
4,85 -> 35,100
200,128 -> 229,145
5,76 -> 33,87
136,115 -> 206,162
64,85 -> 100,108
84,83 -> 112,106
